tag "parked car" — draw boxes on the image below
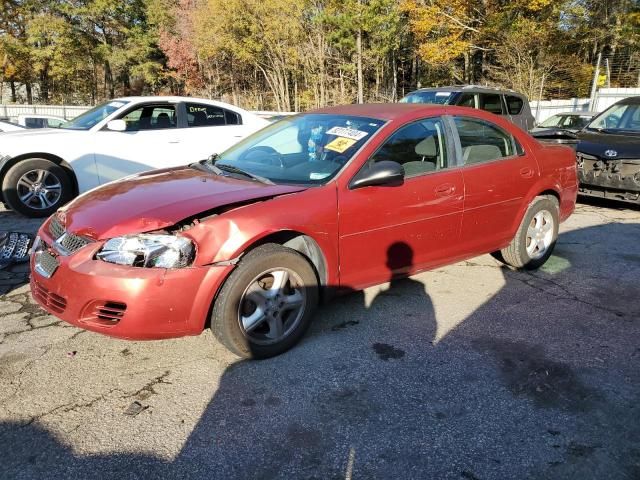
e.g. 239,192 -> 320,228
0,96 -> 269,217
531,96 -> 640,204
400,85 -> 535,130
0,120 -> 25,133
17,114 -> 66,129
530,111 -> 597,134
30,104 -> 577,358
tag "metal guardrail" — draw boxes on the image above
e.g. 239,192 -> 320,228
0,104 -> 90,121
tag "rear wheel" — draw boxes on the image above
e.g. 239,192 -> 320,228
210,244 -> 319,359
2,158 -> 73,217
497,196 -> 559,270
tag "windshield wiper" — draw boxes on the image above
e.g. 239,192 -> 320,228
193,154 -> 274,184
215,163 -> 275,185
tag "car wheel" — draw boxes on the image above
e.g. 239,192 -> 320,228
2,158 -> 73,217
210,243 -> 319,359
497,196 -> 559,270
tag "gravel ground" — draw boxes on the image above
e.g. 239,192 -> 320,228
0,199 -> 639,480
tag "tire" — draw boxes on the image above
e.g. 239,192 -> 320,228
2,158 -> 74,217
497,196 -> 559,270
211,243 -> 319,359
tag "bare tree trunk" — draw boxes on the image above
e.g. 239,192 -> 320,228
104,61 -> 114,98
392,51 -> 398,101
356,28 -> 363,103
10,81 -> 17,103
26,82 -> 33,104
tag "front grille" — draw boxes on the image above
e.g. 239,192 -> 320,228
57,233 -> 91,254
49,216 -> 65,239
48,216 -> 92,255
31,280 -> 67,314
34,249 -> 59,278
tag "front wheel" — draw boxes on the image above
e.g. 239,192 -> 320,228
496,196 -> 559,270
210,243 -> 319,359
2,158 -> 74,217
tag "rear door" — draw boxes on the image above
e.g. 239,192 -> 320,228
178,102 -> 255,160
338,116 -> 464,289
453,116 -> 539,255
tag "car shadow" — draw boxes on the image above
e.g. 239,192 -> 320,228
1,222 -> 640,479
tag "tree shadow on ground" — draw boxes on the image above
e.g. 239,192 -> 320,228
2,222 -> 640,479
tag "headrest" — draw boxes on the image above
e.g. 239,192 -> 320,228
415,136 -> 437,157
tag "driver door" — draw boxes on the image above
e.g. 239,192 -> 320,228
92,102 -> 184,184
337,116 -> 464,289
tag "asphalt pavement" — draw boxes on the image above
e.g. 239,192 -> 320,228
0,199 -> 639,480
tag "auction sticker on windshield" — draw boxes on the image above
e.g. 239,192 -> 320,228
325,137 -> 357,153
326,126 -> 368,141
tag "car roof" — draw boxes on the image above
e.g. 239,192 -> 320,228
615,96 -> 640,105
552,111 -> 598,116
110,96 -> 251,113
310,103 -> 513,124
406,85 -> 525,97
312,103 -> 445,121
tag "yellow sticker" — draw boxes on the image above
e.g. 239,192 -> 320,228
325,137 -> 357,153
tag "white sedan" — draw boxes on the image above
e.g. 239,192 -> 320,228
0,96 -> 269,217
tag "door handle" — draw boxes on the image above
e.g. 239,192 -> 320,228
435,183 -> 455,197
520,167 -> 534,178
168,140 -> 180,144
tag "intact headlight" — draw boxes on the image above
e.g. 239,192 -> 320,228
97,234 -> 195,268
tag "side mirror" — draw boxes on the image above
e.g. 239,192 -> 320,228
350,160 -> 405,189
106,119 -> 127,132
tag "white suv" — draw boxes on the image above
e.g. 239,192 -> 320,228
0,96 -> 269,217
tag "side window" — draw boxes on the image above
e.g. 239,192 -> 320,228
47,119 -> 65,128
454,117 -> 515,165
505,95 -> 524,115
371,117 -> 448,177
120,104 -> 177,131
225,109 -> 242,125
457,93 -> 476,108
186,103 -> 242,127
479,93 -> 503,115
25,118 -> 45,128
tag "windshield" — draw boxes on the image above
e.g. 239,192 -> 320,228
540,114 -> 592,129
400,91 -> 455,105
61,100 -> 129,130
212,114 -> 385,185
587,102 -> 640,133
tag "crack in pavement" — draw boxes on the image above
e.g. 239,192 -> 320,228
20,387 -> 127,427
124,371 -> 172,400
507,271 -> 626,318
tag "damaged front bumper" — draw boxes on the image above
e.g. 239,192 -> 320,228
577,152 -> 640,203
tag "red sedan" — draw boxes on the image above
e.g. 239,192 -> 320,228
30,104 -> 577,358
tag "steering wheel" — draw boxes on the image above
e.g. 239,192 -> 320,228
239,146 -> 285,168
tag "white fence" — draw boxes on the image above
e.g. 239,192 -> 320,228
0,104 -> 90,121
3,87 -> 640,124
530,87 -> 640,122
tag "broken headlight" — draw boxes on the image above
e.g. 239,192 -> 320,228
96,234 -> 195,268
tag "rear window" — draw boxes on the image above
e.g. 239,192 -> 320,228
186,103 -> 243,127
506,95 -> 524,115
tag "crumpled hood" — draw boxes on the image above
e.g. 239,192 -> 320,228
576,131 -> 640,159
59,166 -> 307,240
